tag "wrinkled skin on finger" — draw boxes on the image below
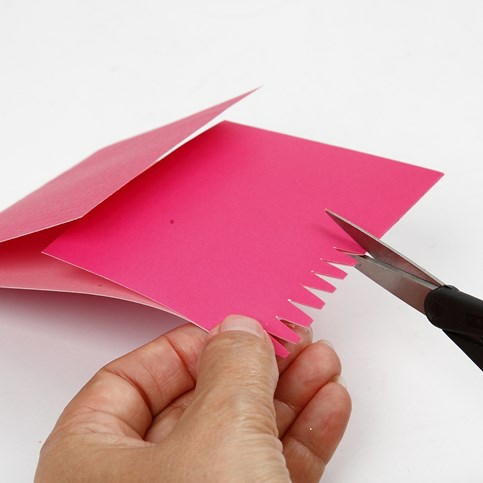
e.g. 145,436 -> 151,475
35,316 -> 351,483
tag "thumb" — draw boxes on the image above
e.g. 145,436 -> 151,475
164,316 -> 289,481
189,315 -> 279,436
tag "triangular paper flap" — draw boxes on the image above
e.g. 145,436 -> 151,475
0,227 -> 174,311
0,91 -> 253,243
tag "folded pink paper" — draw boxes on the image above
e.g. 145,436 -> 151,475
0,91 -> 252,313
0,92 -> 443,356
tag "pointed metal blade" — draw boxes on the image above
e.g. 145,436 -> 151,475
326,210 -> 443,287
351,254 -> 438,313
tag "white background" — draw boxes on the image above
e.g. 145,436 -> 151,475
1,1 -> 483,481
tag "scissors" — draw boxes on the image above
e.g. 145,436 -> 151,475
326,210 -> 483,371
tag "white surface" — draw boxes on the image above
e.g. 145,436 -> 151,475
1,1 -> 483,481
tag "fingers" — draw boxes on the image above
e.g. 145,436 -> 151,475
274,339 -> 351,482
274,340 -> 342,438
160,315 -> 294,482
282,380 -> 351,482
276,323 -> 313,374
37,315 -> 350,483
145,320 -> 313,443
55,323 -> 207,439
177,315 -> 279,437
144,390 -> 195,443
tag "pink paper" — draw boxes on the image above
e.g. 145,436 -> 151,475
0,91 -> 253,243
43,120 -> 443,354
0,91 -> 251,309
0,227 -> 173,311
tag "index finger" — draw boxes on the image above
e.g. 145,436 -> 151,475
56,323 -> 207,439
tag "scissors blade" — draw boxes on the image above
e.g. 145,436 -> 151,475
350,254 -> 438,314
326,210 -> 444,287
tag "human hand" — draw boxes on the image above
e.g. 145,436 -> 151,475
35,315 -> 351,482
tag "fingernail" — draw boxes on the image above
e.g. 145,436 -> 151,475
283,321 -> 313,339
334,375 -> 347,389
220,315 -> 265,339
318,339 -> 334,349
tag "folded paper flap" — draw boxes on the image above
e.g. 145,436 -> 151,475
0,91 -> 253,244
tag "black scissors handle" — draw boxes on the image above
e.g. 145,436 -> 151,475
425,286 -> 483,370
